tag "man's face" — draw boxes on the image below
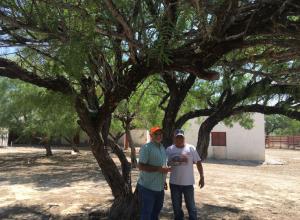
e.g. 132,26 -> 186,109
174,135 -> 185,147
151,130 -> 163,143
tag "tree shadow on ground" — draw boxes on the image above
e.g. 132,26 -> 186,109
79,203 -> 257,220
161,203 -> 257,220
0,205 -> 54,220
0,151 -> 108,190
204,158 -> 263,167
0,204 -> 100,220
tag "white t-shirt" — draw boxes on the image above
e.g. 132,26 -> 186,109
166,144 -> 201,186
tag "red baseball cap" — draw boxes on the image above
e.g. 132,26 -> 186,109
150,126 -> 162,135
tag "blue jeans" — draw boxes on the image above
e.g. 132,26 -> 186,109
138,184 -> 164,220
170,184 -> 197,220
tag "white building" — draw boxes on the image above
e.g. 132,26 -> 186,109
119,129 -> 149,149
0,128 -> 9,147
184,113 -> 265,161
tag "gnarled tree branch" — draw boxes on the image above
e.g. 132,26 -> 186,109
0,58 -> 73,94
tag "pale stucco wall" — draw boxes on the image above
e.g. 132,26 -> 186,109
119,129 -> 148,147
0,128 -> 9,147
184,113 -> 265,161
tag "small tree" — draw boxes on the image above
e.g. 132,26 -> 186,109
114,77 -> 162,167
0,78 -> 81,155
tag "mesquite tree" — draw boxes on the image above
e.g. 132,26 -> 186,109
195,77 -> 300,158
158,69 -> 300,158
159,45 -> 300,157
1,1 -> 300,218
168,66 -> 300,158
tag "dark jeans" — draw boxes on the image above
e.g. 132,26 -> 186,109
138,184 -> 164,220
170,184 -> 197,220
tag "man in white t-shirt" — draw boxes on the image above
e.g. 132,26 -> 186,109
166,129 -> 205,220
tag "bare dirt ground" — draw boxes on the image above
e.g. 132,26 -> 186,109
0,147 -> 299,220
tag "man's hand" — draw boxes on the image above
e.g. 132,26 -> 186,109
139,163 -> 171,173
164,182 -> 168,190
199,176 -> 205,188
196,161 -> 204,188
158,167 -> 171,173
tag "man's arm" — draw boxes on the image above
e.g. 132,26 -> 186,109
138,163 -> 170,173
191,146 -> 205,188
196,161 -> 205,188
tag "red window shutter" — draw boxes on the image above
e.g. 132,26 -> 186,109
211,132 -> 226,146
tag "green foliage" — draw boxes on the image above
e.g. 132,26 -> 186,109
0,78 -> 79,140
223,113 -> 254,129
1,0 -> 299,140
265,115 -> 300,135
111,75 -> 164,135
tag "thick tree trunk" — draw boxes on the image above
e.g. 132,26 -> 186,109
108,189 -> 139,220
44,141 -> 53,157
196,117 -> 219,159
162,116 -> 176,147
88,189 -> 139,220
107,133 -> 139,219
75,98 -> 137,218
101,114 -> 111,147
108,138 -> 131,186
161,74 -> 196,147
162,91 -> 183,147
125,127 -> 137,168
89,135 -> 139,219
72,132 -> 80,153
90,135 -> 131,196
40,136 -> 53,157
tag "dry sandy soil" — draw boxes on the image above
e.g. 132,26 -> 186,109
0,146 -> 299,220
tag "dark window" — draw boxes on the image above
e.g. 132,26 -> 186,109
211,132 -> 226,146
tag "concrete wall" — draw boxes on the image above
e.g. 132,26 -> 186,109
0,128 -> 9,147
119,129 -> 148,147
184,113 -> 265,161
60,132 -> 90,145
59,129 -> 148,147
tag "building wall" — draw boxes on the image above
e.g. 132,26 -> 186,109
184,113 -> 265,161
119,129 -> 148,147
0,128 -> 9,147
60,132 -> 90,145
